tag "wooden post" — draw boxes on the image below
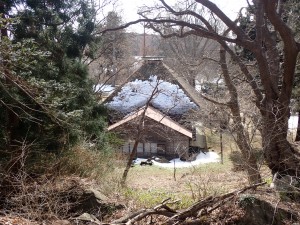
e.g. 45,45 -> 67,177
173,160 -> 176,181
220,129 -> 223,164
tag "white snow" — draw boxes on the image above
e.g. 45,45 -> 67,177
94,84 -> 115,94
195,79 -> 224,92
106,76 -> 197,115
288,115 -> 298,130
134,152 -> 220,168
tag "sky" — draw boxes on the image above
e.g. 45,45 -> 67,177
116,0 -> 249,33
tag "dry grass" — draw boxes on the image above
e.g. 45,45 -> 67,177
120,131 -> 272,210
0,142 -> 125,224
105,152 -> 274,224
122,156 -> 249,209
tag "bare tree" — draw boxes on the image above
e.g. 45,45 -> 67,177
120,82 -> 159,186
87,10 -> 136,87
141,0 -> 300,179
183,44 -> 263,183
161,35 -> 219,85
101,0 -> 300,181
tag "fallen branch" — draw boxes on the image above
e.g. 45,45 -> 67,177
164,181 -> 266,224
109,182 -> 266,225
112,198 -> 179,224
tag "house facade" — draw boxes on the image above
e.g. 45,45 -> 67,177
108,106 -> 192,159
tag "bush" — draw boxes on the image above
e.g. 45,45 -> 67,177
58,144 -> 116,179
229,149 -> 264,171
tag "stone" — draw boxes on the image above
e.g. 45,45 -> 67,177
75,213 -> 101,224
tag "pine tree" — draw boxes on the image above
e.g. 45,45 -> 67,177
89,11 -> 129,85
0,0 -> 109,173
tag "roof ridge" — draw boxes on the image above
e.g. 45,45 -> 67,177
107,106 -> 192,138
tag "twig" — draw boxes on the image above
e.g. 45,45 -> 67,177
164,182 -> 266,224
112,198 -> 178,224
111,182 -> 266,225
271,199 -> 280,225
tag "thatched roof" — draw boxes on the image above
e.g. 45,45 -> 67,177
103,57 -> 203,108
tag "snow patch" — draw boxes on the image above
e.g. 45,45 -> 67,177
94,84 -> 115,94
288,115 -> 298,130
134,152 -> 220,169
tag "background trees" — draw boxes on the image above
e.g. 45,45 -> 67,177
88,11 -> 133,86
124,0 -> 300,181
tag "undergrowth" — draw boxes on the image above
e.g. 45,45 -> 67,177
0,142 -> 122,222
122,156 -> 242,210
123,188 -> 194,209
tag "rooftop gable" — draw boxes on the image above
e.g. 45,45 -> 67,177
104,58 -> 202,108
107,106 -> 192,138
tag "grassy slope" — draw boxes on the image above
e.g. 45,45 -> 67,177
119,132 -> 271,209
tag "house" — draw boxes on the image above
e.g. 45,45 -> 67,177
108,106 -> 192,159
104,57 -> 207,158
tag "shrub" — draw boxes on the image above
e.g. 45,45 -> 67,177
57,144 -> 116,179
229,149 -> 264,171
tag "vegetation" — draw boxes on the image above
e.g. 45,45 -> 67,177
0,1 -> 120,221
110,0 -> 300,184
1,0 -> 300,224
0,0 -> 112,175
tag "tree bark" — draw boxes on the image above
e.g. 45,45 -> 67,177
262,108 -> 300,176
232,116 -> 262,183
121,139 -> 139,186
219,47 -> 262,184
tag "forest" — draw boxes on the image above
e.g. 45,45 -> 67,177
1,0 -> 300,224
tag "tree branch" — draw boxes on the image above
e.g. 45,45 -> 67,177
195,0 -> 253,47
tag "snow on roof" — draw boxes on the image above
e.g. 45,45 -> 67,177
107,106 -> 192,138
106,75 -> 197,115
104,60 -> 203,108
134,152 -> 220,168
93,84 -> 115,94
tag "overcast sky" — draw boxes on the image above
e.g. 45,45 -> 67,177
115,0 -> 248,33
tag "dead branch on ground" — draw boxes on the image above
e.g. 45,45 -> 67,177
108,182 -> 266,225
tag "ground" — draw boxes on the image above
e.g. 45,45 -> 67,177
1,154 -> 299,225
1,132 -> 299,224
108,158 -> 299,225
123,156 -> 268,207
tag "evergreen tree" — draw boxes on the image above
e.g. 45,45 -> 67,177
0,0 -> 109,173
89,11 -> 129,85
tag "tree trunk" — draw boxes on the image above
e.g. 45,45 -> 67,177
219,47 -> 262,184
121,139 -> 139,187
231,115 -> 262,184
262,109 -> 300,176
120,83 -> 159,186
